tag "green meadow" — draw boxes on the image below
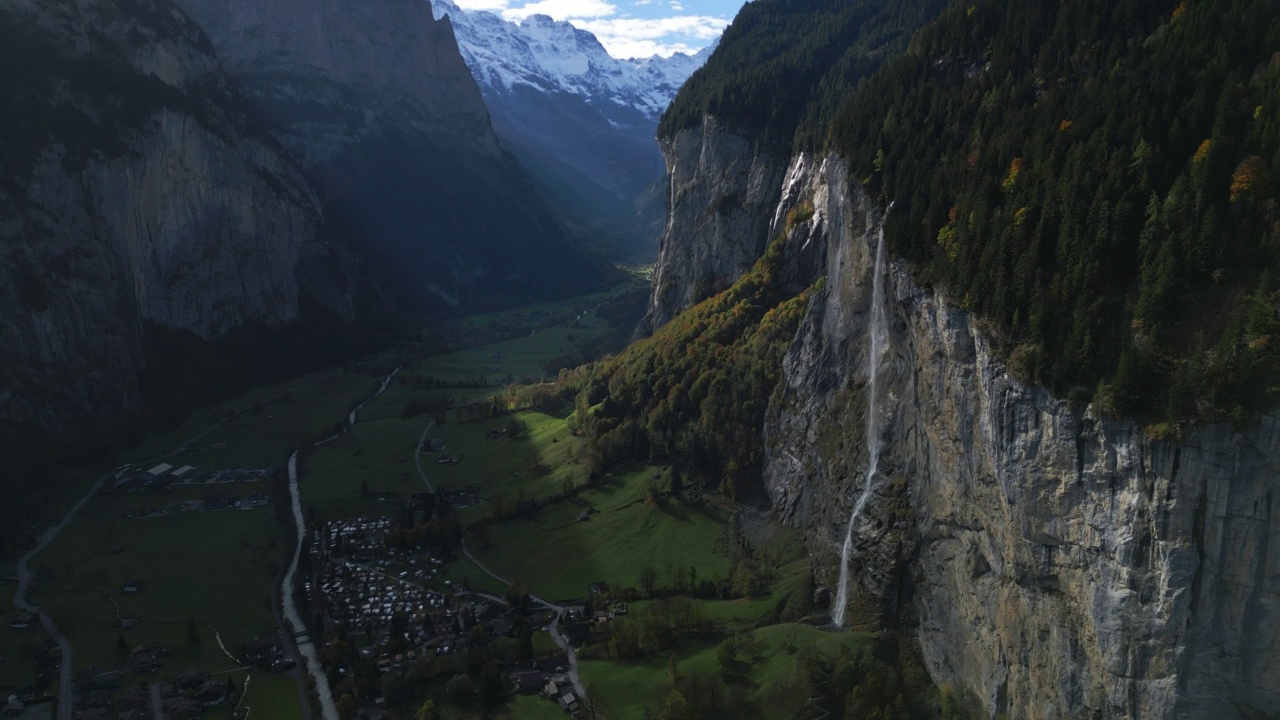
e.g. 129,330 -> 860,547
472,466 -> 731,602
579,624 -> 873,720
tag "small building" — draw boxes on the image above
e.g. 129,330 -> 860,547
2,700 -> 23,719
130,652 -> 159,675
242,631 -> 284,665
146,463 -> 173,477
175,669 -> 209,692
8,614 -> 33,630
589,581 -> 610,595
195,679 -> 228,706
121,579 -> 143,594
512,670 -> 544,694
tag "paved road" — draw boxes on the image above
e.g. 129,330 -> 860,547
12,470 -> 111,720
280,367 -> 400,720
9,368 -> 354,720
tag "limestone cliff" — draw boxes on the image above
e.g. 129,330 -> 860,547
0,0 -> 363,461
639,116 -> 788,335
174,0 -> 617,312
757,156 -> 1280,718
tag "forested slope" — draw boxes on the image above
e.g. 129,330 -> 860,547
831,0 -> 1280,423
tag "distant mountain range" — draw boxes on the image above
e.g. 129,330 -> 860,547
433,0 -> 716,260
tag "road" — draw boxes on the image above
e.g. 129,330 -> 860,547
9,367 -> 356,720
12,471 -> 110,720
413,418 -> 589,703
279,367 -> 400,720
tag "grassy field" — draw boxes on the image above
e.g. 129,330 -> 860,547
29,507 -> 283,675
496,692 -> 566,720
472,466 -> 731,602
126,368 -> 379,469
240,670 -> 304,720
579,623 -> 872,720
299,416 -> 428,522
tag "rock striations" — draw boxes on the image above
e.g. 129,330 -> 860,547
639,116 -> 788,335
0,0 -> 362,458
174,0 -> 616,311
649,142 -> 1280,717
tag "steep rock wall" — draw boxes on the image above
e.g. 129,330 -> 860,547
174,0 -> 616,312
640,116 -> 788,334
0,0 -> 349,447
760,156 -> 1280,719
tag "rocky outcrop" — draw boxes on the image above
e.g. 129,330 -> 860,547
0,0 -> 357,453
759,156 -> 1280,719
639,116 -> 789,334
174,0 -> 617,312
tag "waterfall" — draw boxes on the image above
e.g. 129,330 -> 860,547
832,219 -> 889,628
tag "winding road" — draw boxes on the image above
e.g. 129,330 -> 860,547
9,368 -> 351,720
280,368 -> 400,720
413,419 -> 589,702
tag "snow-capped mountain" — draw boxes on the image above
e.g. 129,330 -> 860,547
431,0 -> 716,260
433,0 -> 714,122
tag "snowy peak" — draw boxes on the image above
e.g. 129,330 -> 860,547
430,0 -> 713,121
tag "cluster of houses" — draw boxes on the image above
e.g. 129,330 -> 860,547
68,664 -> 228,720
440,488 -> 481,509
319,517 -> 393,560
106,464 -> 270,495
315,561 -> 437,644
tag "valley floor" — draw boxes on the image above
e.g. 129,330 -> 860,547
2,278 -> 914,720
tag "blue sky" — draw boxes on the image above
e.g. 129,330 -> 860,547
450,0 -> 747,58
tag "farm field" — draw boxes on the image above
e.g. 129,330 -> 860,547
471,466 -> 732,603
578,623 -> 873,720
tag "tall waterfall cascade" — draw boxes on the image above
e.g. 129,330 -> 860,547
832,220 -> 889,628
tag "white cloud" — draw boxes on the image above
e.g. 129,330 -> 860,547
463,0 -> 728,58
451,0 -> 511,10
500,0 -> 616,20
573,14 -> 727,56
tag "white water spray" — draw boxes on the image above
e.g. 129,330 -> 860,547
832,219 -> 890,628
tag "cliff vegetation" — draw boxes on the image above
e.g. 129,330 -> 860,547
830,0 -> 1280,423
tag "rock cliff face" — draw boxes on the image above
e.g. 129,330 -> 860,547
0,0 -> 358,454
175,0 -> 616,311
754,155 -> 1280,719
639,116 -> 788,334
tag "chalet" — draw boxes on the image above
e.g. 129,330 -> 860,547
175,669 -> 209,692
557,693 -> 580,713
116,688 -> 150,716
195,680 -> 228,706
242,632 -> 284,665
512,670 -> 544,693
162,697 -> 202,720
8,614 -> 33,630
130,652 -> 159,675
